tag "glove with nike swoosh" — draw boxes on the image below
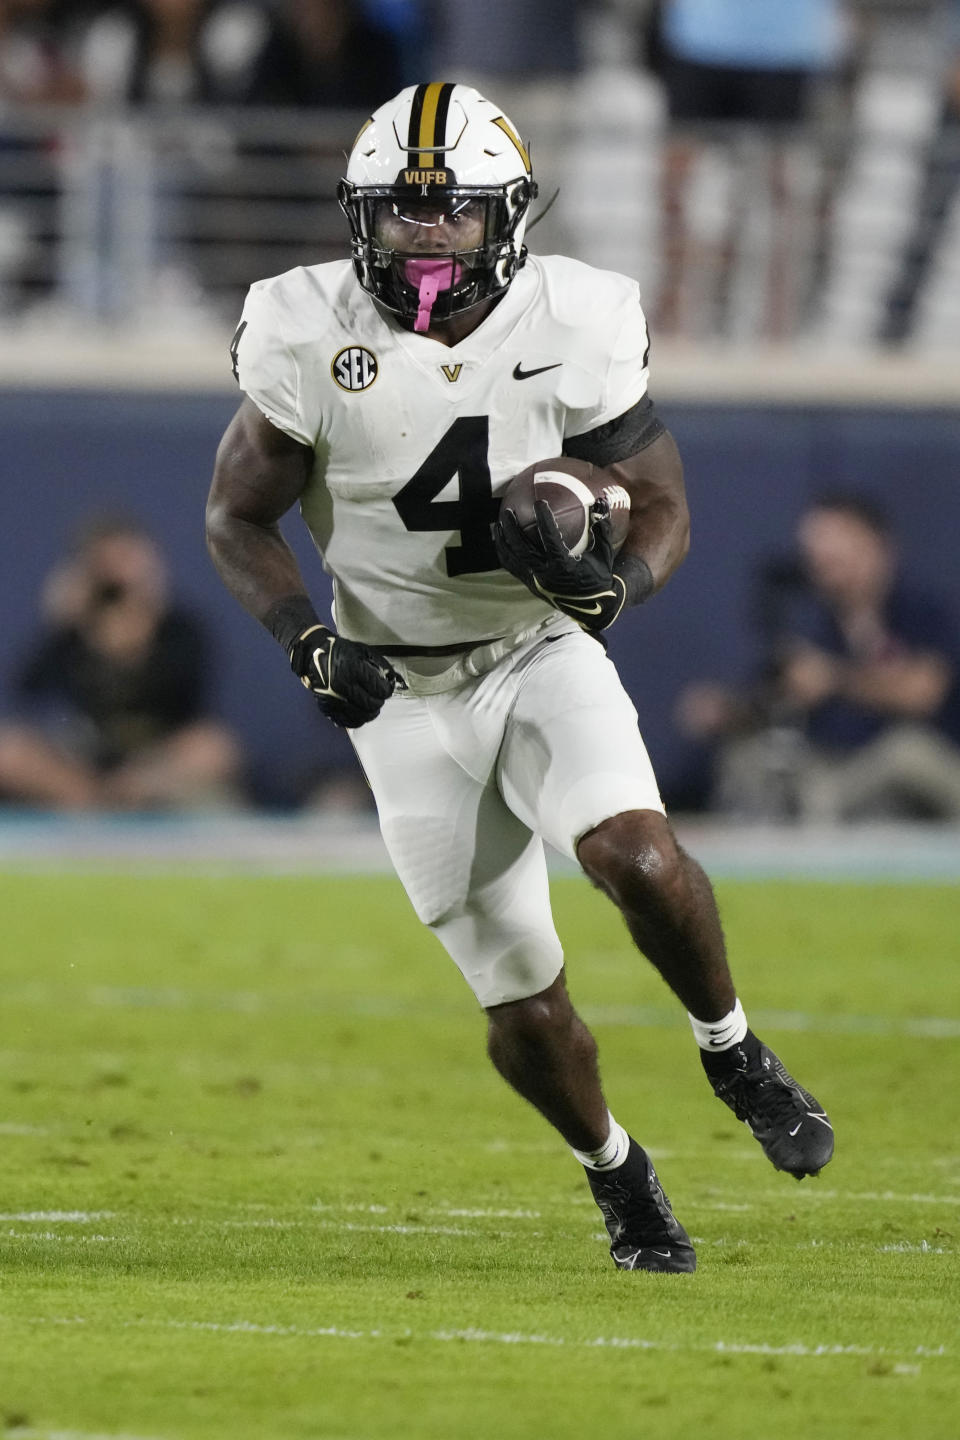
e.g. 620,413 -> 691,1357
495,497 -> 639,633
264,594 -> 403,729
288,623 -> 403,729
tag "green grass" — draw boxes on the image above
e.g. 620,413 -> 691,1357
0,870 -> 957,1440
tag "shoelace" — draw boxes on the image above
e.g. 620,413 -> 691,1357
593,1169 -> 675,1242
713,1067 -> 804,1129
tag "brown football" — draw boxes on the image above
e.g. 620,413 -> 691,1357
500,456 -> 631,557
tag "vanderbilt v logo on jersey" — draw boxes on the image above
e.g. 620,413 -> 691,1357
332,346 -> 378,392
440,363 -> 463,383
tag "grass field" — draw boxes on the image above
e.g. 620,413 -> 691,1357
0,868 -> 957,1440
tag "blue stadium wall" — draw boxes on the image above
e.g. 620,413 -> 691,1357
3,390 -> 959,809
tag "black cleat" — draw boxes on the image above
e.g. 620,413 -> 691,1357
585,1138 -> 696,1273
705,1039 -> 834,1179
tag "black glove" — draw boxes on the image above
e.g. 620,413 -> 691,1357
288,623 -> 403,729
495,496 -> 628,632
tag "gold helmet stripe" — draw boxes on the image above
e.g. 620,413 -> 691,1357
417,82 -> 444,166
408,81 -> 456,169
492,115 -> 531,174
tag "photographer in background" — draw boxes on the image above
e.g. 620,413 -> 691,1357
0,516 -> 243,810
676,493 -> 960,822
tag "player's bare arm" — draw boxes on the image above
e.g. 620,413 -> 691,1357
206,396 -> 313,622
207,398 -> 401,729
603,427 -> 689,596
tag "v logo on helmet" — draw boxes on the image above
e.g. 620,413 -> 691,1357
492,116 -> 531,174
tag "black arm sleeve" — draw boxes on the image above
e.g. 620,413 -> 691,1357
562,395 -> 665,468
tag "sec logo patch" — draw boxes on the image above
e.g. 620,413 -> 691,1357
332,346 -> 378,392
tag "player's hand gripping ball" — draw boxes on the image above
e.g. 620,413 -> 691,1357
494,457 -> 632,632
288,624 -> 403,729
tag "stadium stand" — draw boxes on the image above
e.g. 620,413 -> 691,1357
1,0 -> 959,821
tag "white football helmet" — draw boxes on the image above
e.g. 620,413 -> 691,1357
338,82 -> 538,328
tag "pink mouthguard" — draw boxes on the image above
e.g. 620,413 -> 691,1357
404,258 -> 464,332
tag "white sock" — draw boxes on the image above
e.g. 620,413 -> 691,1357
571,1111 -> 630,1171
689,998 -> 748,1052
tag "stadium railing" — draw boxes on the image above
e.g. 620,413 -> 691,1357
1,95 -> 960,404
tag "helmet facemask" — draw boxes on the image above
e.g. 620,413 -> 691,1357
338,179 -> 536,330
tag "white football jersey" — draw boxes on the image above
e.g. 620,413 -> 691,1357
232,254 -> 652,648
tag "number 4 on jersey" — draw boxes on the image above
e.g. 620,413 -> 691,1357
392,416 -> 500,577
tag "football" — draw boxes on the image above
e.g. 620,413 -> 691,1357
499,456 -> 631,558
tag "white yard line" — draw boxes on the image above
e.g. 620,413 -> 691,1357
753,1187 -> 960,1206
566,1185 -> 960,1208
584,1005 -> 960,1040
9,1431 -> 166,1440
18,1314 -> 945,1363
315,1219 -> 480,1238
0,1211 -> 115,1222
3,1210 -> 951,1257
2,981 -> 958,1041
310,1202 -> 542,1220
3,1231 -> 115,1242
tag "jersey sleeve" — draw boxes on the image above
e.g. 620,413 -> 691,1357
563,287 -> 651,441
230,283 -> 314,448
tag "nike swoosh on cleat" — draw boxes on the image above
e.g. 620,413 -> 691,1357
788,1123 -> 803,1137
512,361 -> 562,380
651,1250 -> 673,1258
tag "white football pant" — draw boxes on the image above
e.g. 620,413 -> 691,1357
350,627 -> 665,1007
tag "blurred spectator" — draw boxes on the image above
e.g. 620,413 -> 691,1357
0,0 -> 85,312
75,0 -> 282,105
655,0 -> 846,123
0,516 -> 244,810
73,0 -> 402,107
647,0 -> 851,338
0,0 -> 84,103
676,493 -> 960,822
240,0 -> 402,107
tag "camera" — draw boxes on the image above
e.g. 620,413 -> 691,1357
90,580 -> 127,608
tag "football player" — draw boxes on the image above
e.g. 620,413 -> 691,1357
206,82 -> 834,1273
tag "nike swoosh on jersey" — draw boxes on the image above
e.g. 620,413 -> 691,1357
512,362 -> 562,380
